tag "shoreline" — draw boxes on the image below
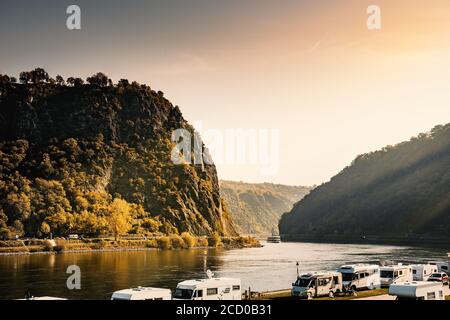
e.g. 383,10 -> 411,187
281,235 -> 450,248
0,246 -> 214,256
0,236 -> 262,256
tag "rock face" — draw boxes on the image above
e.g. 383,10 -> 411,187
220,180 -> 311,235
279,124 -> 450,242
0,79 -> 236,237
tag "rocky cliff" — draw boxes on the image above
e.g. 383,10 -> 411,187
0,71 -> 236,238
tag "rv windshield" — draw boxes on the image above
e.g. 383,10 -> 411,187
341,273 -> 355,282
174,288 -> 193,299
295,278 -> 312,288
380,270 -> 394,278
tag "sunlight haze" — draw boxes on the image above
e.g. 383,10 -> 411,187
1,0 -> 449,185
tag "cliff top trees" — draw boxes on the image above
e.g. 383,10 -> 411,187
55,75 -> 65,86
67,77 -> 84,87
19,68 -> 50,84
86,72 -> 111,87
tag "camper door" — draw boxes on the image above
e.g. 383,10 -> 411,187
316,277 -> 331,296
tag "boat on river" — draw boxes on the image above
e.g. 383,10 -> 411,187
267,230 -> 281,243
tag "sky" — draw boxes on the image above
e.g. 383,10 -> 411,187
1,0 -> 450,186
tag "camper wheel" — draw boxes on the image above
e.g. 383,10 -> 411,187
328,291 -> 334,298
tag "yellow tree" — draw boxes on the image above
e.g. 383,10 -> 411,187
107,198 -> 132,240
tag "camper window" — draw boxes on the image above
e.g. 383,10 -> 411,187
174,288 -> 193,299
318,279 -> 327,286
413,270 -> 417,274
296,278 -> 312,287
233,285 -> 240,291
342,273 -> 353,282
333,276 -> 339,284
427,292 -> 436,300
207,288 -> 218,296
195,290 -> 203,298
381,270 -> 393,278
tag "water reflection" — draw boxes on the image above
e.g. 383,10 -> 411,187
0,243 -> 447,299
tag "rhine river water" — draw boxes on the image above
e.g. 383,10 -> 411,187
0,242 -> 447,299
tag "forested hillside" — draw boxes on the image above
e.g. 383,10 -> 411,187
220,180 -> 310,234
279,124 -> 450,241
0,69 -> 236,239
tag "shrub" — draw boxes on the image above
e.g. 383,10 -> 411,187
43,240 -> 54,252
181,232 -> 196,248
157,236 -> 171,250
196,236 -> 209,247
93,239 -> 107,250
54,240 -> 67,252
54,245 -> 66,252
170,234 -> 185,249
208,232 -> 222,247
145,239 -> 158,248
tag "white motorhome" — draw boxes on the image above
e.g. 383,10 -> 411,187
337,264 -> 381,291
19,296 -> 67,300
111,287 -> 172,300
292,272 -> 343,299
411,264 -> 438,281
380,264 -> 413,287
389,281 -> 445,300
429,261 -> 450,276
174,277 -> 241,300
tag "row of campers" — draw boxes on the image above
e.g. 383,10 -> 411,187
291,262 -> 448,299
110,271 -> 242,300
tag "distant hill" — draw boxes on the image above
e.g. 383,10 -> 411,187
0,70 -> 236,239
220,181 -> 311,235
279,123 -> 450,243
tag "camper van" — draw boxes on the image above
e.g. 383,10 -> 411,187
337,264 -> 381,291
111,287 -> 172,300
411,264 -> 438,281
174,278 -> 241,300
389,281 -> 445,300
429,261 -> 450,276
292,272 -> 343,299
380,264 -> 413,287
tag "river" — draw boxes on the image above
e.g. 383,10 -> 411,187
0,242 -> 447,299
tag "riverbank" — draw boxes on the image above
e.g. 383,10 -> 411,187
253,287 -> 450,300
0,235 -> 261,255
281,234 -> 450,248
256,288 -> 389,300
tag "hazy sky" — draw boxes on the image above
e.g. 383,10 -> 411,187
1,0 -> 449,185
